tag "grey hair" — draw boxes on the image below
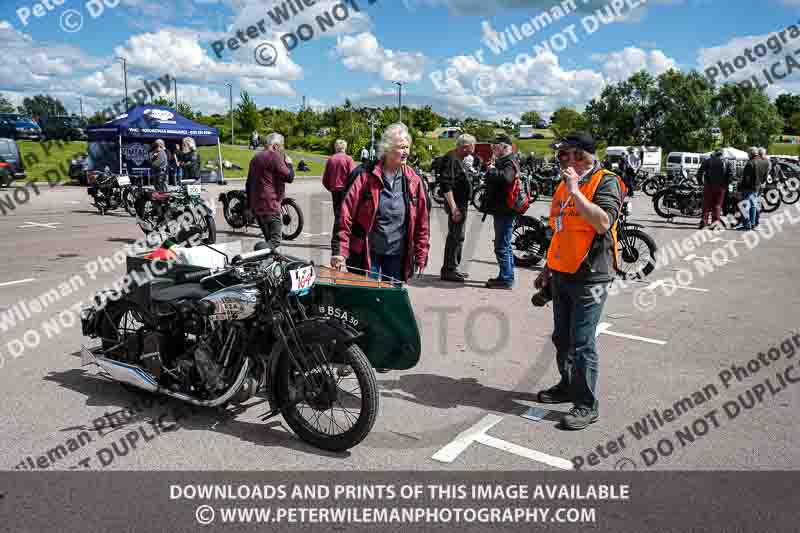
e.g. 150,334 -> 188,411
377,123 -> 412,160
456,133 -> 477,147
748,146 -> 758,157
265,132 -> 285,147
759,147 -> 768,157
334,139 -> 347,153
182,137 -> 196,153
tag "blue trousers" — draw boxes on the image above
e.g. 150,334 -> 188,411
493,214 -> 516,285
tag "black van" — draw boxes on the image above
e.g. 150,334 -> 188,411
0,138 -> 24,186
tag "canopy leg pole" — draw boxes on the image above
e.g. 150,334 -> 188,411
118,135 -> 122,176
217,139 -> 226,185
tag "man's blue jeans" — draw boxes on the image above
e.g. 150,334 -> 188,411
369,251 -> 404,286
744,192 -> 759,229
493,214 -> 516,285
550,272 -> 610,410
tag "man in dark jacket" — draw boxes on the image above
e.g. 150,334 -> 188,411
439,133 -> 476,282
150,139 -> 169,191
483,133 -> 520,289
737,148 -> 762,230
246,132 -> 294,250
696,149 -> 732,229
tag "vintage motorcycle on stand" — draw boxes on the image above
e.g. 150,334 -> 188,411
88,167 -> 137,216
652,181 -> 704,220
218,190 -> 304,241
135,182 -> 216,244
79,246 -> 379,452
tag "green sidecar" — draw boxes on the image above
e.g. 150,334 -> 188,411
125,253 -> 422,371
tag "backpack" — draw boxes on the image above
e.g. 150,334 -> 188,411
505,159 -> 529,214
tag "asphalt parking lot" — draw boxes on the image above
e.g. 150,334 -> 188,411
1,179 -> 799,472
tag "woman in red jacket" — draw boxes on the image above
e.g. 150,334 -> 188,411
330,123 -> 430,285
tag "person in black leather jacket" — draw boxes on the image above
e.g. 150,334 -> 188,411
179,137 -> 201,182
483,133 -> 520,289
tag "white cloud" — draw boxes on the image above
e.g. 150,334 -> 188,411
696,29 -> 800,98
600,47 -> 679,83
335,32 -> 427,82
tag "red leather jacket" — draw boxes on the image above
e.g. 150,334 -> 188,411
246,149 -> 294,216
332,162 -> 430,281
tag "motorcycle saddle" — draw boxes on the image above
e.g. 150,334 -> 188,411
150,283 -> 211,303
150,192 -> 173,201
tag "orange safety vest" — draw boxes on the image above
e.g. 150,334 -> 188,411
546,168 -> 626,274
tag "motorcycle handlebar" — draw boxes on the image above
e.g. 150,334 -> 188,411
232,248 -> 276,265
176,269 -> 212,283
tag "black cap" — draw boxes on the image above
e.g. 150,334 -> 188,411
552,131 -> 596,154
494,133 -> 514,146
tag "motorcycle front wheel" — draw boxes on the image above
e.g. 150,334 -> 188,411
653,191 -> 677,219
222,191 -> 248,228
281,198 -> 304,240
123,188 -> 137,217
511,217 -> 547,267
471,185 -> 486,210
204,215 -> 217,244
276,342 -> 378,452
780,178 -> 800,205
616,229 -> 658,280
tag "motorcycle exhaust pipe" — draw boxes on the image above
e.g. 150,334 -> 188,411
81,345 -> 251,407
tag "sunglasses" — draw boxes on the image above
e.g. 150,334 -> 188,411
557,149 -> 579,160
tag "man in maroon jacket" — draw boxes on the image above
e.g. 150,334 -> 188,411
322,139 -> 356,241
246,132 -> 294,250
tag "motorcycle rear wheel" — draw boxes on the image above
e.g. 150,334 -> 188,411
276,343 -> 378,452
511,217 -> 547,267
643,179 -> 660,197
761,189 -> 781,213
471,185 -> 486,210
281,198 -> 304,241
653,191 -> 676,219
222,191 -> 247,229
780,178 -> 800,205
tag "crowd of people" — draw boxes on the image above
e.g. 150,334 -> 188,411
243,124 -> 626,430
149,137 -> 201,191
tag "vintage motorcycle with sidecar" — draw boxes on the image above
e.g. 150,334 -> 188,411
78,243 -> 422,452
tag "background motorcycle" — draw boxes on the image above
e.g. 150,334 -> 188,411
511,199 -> 657,280
135,183 -> 216,244
218,190 -> 304,241
79,247 -> 378,452
652,181 -> 703,219
88,168 -> 136,216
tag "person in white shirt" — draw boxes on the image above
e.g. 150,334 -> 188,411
360,146 -> 369,165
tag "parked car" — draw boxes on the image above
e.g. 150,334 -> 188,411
531,133 -> 545,139
0,113 -> 42,141
39,115 -> 88,141
0,138 -> 25,181
666,151 -> 702,177
70,153 -> 90,185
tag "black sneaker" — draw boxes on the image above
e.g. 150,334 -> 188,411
560,406 -> 599,430
537,384 -> 573,404
485,279 -> 513,289
441,270 -> 466,282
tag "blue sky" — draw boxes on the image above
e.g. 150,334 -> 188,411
1,0 -> 799,121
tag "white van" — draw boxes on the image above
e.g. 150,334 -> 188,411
666,152 -> 702,177
605,146 -> 662,175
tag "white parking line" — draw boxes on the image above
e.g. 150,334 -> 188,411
646,279 -> 710,292
18,221 -> 62,229
432,414 -> 573,470
0,278 -> 35,287
596,322 -> 667,345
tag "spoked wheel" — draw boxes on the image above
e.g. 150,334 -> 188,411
276,343 -> 378,452
471,186 -> 486,210
780,178 -> 800,205
136,198 -> 159,232
98,302 -> 148,358
281,198 -> 304,240
760,188 -> 781,213
94,192 -> 108,215
616,229 -> 658,280
528,181 -> 540,203
511,218 -> 547,267
123,189 -> 137,217
432,183 -> 445,205
643,179 -> 660,197
653,191 -> 678,219
223,192 -> 247,228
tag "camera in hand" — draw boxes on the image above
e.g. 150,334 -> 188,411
530,283 -> 552,307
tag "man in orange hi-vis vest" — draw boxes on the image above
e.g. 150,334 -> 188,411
533,132 -> 625,431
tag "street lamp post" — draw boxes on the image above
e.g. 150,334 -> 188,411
174,78 -> 178,108
395,81 -> 403,124
115,57 -> 128,110
225,82 -> 234,146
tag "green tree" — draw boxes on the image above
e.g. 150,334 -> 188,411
151,96 -> 173,106
712,83 -> 783,148
20,94 -> 66,119
520,111 -> 542,126
412,106 -> 442,134
584,70 -> 659,145
176,102 -> 196,120
649,70 -> 715,153
775,94 -> 800,134
0,94 -> 15,113
790,112 -> 800,135
550,107 -> 586,137
235,90 -> 262,136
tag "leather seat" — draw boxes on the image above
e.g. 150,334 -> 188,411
150,283 -> 211,303
150,192 -> 172,201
